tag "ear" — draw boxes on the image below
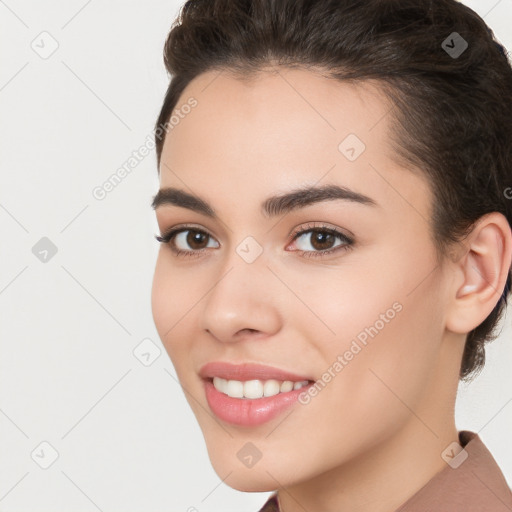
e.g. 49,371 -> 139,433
445,212 -> 512,335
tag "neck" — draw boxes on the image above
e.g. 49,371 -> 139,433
276,338 -> 464,512
277,418 -> 460,512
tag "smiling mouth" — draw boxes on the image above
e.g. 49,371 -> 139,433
206,376 -> 315,400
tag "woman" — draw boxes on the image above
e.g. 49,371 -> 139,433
150,0 -> 512,510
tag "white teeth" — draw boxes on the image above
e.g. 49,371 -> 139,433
280,380 -> 294,392
263,379 -> 281,397
213,376 -> 225,393
244,379 -> 264,399
226,379 -> 244,398
212,377 -> 310,399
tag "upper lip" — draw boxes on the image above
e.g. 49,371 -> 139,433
199,361 -> 314,382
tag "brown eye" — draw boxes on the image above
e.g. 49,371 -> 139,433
173,229 -> 219,252
309,230 -> 336,251
286,223 -> 355,259
292,227 -> 351,254
186,230 -> 210,249
155,226 -> 220,256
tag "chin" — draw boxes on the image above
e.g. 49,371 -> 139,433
217,471 -> 280,493
208,453 -> 302,492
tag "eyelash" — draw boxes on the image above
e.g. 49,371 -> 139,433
155,222 -> 354,260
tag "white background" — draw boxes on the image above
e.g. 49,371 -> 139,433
0,1 -> 511,511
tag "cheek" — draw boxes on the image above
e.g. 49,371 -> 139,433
151,254 -> 193,360
151,254 -> 172,337
314,239 -> 441,357
294,243 -> 443,416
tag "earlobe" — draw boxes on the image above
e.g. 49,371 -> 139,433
446,213 -> 512,334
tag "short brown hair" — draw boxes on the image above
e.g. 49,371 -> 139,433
154,0 -> 512,382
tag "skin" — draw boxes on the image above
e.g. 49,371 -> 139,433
151,67 -> 512,512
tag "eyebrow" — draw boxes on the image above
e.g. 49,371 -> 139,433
151,184 -> 378,218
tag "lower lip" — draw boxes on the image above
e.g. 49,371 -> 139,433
204,379 -> 314,427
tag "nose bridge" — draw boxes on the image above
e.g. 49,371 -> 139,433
199,239 -> 281,341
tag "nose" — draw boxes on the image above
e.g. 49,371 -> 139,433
200,254 -> 282,343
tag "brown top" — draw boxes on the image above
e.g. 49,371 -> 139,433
257,430 -> 512,512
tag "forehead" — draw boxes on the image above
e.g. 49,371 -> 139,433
159,67 -> 430,219
163,67 -> 395,160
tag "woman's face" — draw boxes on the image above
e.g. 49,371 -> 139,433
151,68 -> 458,491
